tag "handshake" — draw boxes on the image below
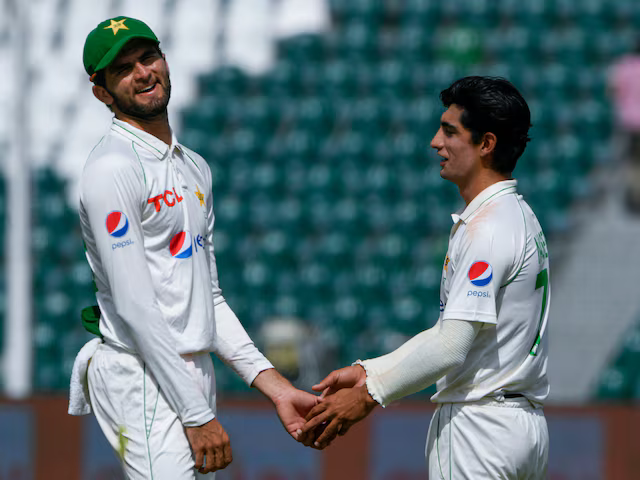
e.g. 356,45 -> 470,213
293,364 -> 379,450
186,365 -> 379,474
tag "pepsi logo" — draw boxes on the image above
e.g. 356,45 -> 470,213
106,211 -> 129,238
468,261 -> 493,287
170,231 -> 193,259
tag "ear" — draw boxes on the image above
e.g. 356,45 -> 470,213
92,84 -> 114,107
162,53 -> 170,76
480,132 -> 497,158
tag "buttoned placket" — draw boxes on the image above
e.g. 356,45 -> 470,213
110,119 -> 201,231
450,214 -> 464,238
168,147 -> 188,191
167,147 -> 196,239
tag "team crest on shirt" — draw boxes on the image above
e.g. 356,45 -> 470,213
444,255 -> 450,272
468,261 -> 493,287
194,185 -> 205,207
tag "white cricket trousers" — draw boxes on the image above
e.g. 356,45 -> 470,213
426,398 -> 549,479
88,343 -> 217,479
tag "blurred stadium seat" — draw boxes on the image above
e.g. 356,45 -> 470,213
7,0 -> 633,396
596,318 -> 640,400
0,177 -> 4,388
31,169 -> 94,390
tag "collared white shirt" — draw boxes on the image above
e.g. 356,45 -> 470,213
79,119 -> 273,426
433,180 -> 551,406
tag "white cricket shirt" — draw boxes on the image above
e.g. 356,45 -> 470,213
433,180 -> 550,406
79,119 -> 273,426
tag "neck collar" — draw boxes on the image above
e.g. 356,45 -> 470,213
451,179 -> 518,224
111,118 -> 181,160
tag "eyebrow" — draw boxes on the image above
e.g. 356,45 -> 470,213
110,48 -> 157,71
441,121 -> 457,131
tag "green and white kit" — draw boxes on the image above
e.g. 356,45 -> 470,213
79,120 -> 273,479
431,179 -> 550,478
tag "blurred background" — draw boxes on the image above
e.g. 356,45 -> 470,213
1,0 -> 639,478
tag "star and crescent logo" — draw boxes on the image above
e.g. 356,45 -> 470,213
104,19 -> 129,35
195,185 -> 205,207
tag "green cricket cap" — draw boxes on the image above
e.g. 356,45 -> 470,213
83,16 -> 159,77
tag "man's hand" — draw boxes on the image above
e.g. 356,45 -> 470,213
273,387 -> 320,439
185,418 -> 232,474
251,368 -> 320,440
311,365 -> 367,398
298,384 -> 378,449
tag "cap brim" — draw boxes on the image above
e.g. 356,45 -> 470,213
94,33 -> 159,73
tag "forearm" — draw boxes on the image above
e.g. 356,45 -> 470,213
359,319 -> 481,406
211,300 -> 274,385
251,368 -> 295,404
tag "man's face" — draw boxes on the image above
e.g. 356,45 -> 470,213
103,39 -> 171,119
430,104 -> 483,186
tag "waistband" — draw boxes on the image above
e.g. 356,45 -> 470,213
100,341 -> 209,362
437,396 -> 538,410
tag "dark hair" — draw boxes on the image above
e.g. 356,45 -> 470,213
94,70 -> 107,88
440,76 -> 531,175
92,70 -> 113,111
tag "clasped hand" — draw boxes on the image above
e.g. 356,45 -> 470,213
185,366 -> 377,471
297,365 -> 378,449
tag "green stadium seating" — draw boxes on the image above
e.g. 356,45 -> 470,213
329,0 -> 383,25
278,33 -> 326,64
597,323 -> 640,400
29,169 -> 94,390
332,21 -> 379,62
196,65 -> 248,98
29,2 -> 628,394
401,0 -> 441,28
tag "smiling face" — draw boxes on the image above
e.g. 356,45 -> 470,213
99,39 -> 171,119
430,104 -> 485,188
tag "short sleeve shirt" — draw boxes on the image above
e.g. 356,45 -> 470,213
433,180 -> 551,406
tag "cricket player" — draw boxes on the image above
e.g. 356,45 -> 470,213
299,76 -> 550,478
76,17 -> 318,478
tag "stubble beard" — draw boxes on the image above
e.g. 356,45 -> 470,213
110,79 -> 172,120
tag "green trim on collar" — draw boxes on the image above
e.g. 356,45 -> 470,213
131,142 -> 147,186
113,122 -> 164,156
181,148 -> 202,174
88,135 -> 105,158
460,184 -> 517,223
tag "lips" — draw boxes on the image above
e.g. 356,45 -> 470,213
136,83 -> 157,94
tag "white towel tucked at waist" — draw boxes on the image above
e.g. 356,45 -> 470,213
68,338 -> 102,416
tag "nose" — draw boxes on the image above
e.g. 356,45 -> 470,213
132,61 -> 152,81
430,128 -> 443,150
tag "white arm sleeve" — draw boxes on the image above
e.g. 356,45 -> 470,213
357,319 -> 481,407
204,163 -> 274,385
81,155 -> 213,427
210,301 -> 274,385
